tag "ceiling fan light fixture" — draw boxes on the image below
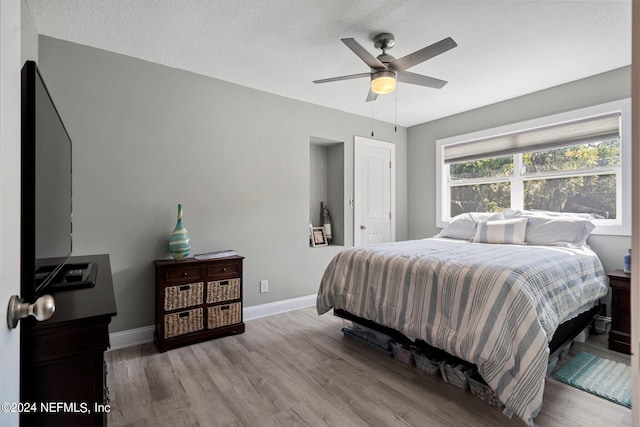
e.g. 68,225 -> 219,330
370,70 -> 396,94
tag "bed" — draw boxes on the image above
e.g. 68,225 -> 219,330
316,213 -> 609,426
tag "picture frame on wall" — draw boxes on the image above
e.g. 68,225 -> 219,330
311,227 -> 328,247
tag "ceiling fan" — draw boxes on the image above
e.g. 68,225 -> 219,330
313,33 -> 457,102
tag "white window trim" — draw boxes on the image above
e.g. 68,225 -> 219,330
436,99 -> 631,236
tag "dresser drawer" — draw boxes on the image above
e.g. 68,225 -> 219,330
164,308 -> 204,339
207,278 -> 241,303
611,286 -> 631,334
207,262 -> 240,277
165,267 -> 203,282
164,282 -> 204,311
207,302 -> 242,329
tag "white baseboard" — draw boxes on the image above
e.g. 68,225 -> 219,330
243,294 -> 316,322
109,325 -> 155,351
108,293 -> 317,351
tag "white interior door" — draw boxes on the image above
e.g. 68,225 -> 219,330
0,1 -> 23,426
354,136 -> 395,246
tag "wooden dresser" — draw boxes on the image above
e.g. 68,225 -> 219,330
608,270 -> 630,354
154,256 -> 245,352
20,254 -> 117,427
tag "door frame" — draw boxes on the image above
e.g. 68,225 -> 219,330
0,0 -> 23,426
353,135 -> 396,246
631,0 -> 639,423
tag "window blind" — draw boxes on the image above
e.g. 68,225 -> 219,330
444,112 -> 621,164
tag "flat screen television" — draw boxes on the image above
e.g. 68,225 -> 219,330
21,60 -> 95,300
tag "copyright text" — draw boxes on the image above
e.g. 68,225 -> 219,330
1,402 -> 110,414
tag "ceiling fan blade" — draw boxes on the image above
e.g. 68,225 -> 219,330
366,88 -> 378,102
397,70 -> 447,89
391,37 -> 457,71
313,72 -> 371,84
341,38 -> 386,69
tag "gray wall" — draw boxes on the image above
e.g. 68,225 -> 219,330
38,36 -> 408,333
309,144 -> 330,227
407,66 -> 632,277
327,144 -> 344,246
20,0 -> 37,64
309,141 -> 344,245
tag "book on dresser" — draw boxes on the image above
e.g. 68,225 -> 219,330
194,249 -> 237,260
154,255 -> 245,352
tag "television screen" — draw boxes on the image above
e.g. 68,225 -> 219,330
21,60 -> 73,298
34,66 -> 72,260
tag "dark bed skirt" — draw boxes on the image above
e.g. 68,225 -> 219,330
333,304 -> 601,360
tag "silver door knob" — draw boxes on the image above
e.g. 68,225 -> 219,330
360,225 -> 367,230
7,294 -> 55,329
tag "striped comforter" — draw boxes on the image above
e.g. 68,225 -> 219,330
316,238 -> 608,426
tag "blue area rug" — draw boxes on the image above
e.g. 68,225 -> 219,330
553,351 -> 631,408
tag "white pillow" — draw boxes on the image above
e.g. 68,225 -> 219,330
504,209 -> 595,246
473,218 -> 528,245
436,212 -> 504,241
503,208 -> 598,220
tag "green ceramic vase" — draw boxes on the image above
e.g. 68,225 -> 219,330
169,204 -> 191,260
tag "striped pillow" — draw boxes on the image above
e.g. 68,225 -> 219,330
473,218 -> 528,245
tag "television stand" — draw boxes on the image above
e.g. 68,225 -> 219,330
21,254 -> 117,427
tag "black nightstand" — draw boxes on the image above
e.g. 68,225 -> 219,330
607,270 -> 630,354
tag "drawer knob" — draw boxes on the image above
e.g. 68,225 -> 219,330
182,272 -> 188,276
223,267 -> 227,272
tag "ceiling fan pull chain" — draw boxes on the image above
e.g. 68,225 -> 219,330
371,103 -> 374,137
394,91 -> 397,133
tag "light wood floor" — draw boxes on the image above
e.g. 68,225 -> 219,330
558,326 -> 630,367
105,307 -> 631,427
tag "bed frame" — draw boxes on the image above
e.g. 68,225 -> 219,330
334,303 -> 601,360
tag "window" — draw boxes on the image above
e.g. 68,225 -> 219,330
436,99 -> 631,235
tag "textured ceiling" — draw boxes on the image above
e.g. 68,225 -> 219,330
25,0 -> 632,127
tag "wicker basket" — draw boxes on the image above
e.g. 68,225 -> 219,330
468,372 -> 504,408
440,359 -> 472,389
164,282 -> 204,311
164,308 -> 203,338
207,302 -> 242,329
391,341 -> 416,365
206,278 -> 241,303
343,321 -> 393,351
414,349 -> 445,375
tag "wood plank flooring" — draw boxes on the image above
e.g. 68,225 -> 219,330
105,308 -> 631,427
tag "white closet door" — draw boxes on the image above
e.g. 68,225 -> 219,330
354,136 -> 395,246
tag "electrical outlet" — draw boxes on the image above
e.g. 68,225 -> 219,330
260,280 -> 269,293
